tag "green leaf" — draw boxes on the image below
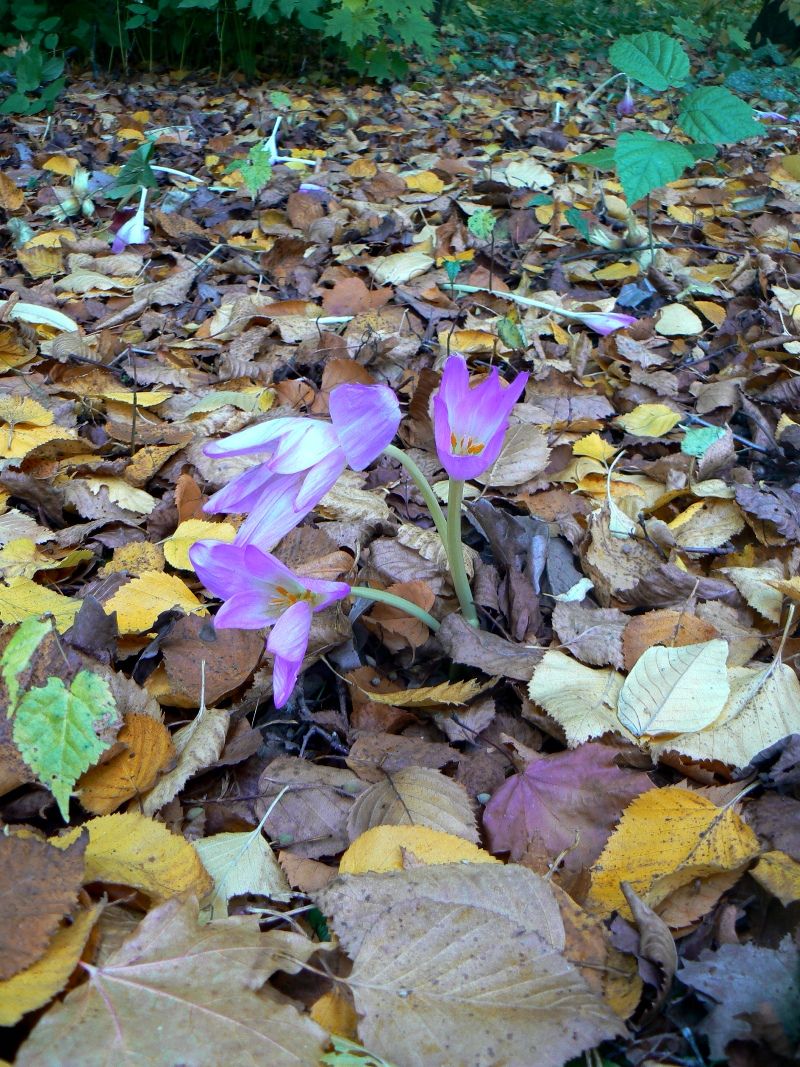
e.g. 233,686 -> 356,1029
683,142 -> 717,162
105,141 -> 157,199
0,617 -> 50,715
609,31 -> 690,90
681,424 -> 726,457
570,147 -> 616,171
13,670 -> 119,820
467,208 -> 497,239
496,315 -> 526,351
614,132 -> 694,205
565,207 -> 591,240
678,86 -> 763,144
269,90 -> 292,110
671,15 -> 709,44
320,1035 -> 397,1067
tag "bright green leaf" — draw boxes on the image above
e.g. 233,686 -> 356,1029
467,209 -> 497,240
681,425 -> 726,457
609,31 -> 690,90
320,1036 -> 398,1067
0,616 -> 50,716
614,132 -> 694,204
678,86 -> 764,144
570,147 -> 616,171
13,671 -> 119,820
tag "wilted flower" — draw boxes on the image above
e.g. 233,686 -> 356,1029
204,382 -> 400,546
617,84 -> 635,117
112,186 -> 150,253
433,355 -> 528,480
573,311 -> 637,336
189,538 -> 349,707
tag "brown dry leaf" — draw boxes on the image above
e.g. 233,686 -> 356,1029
620,881 -> 677,1012
78,713 -> 175,815
160,614 -> 265,706
360,579 -> 435,651
345,732 -> 457,783
316,863 -> 624,1067
51,811 -> 212,903
749,849 -> 800,905
140,706 -> 230,816
622,608 -> 720,671
586,787 -> 760,924
354,676 -> 490,709
347,766 -> 478,843
0,904 -> 101,1028
15,897 -> 328,1067
255,756 -> 366,859
477,423 -> 551,487
436,611 -> 544,681
278,851 -> 337,893
552,601 -> 627,669
0,834 -> 87,980
0,172 -> 24,211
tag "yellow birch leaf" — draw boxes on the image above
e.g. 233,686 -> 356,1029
164,519 -> 237,571
405,171 -> 445,194
81,477 -> 156,515
766,576 -> 800,602
593,261 -> 639,281
99,541 -> 165,577
668,500 -> 745,549
50,811 -> 212,903
78,714 -> 176,815
347,159 -> 377,179
615,404 -> 682,438
0,905 -> 101,1027
750,850 -> 800,905
101,390 -> 173,406
722,565 -> 784,622
0,539 -> 92,580
42,155 -> 79,177
340,825 -> 499,874
310,990 -> 358,1039
354,677 -> 489,708
529,651 -> 625,746
693,300 -> 726,326
572,432 -> 617,462
16,244 -> 64,279
655,304 -> 704,336
0,577 -> 80,632
437,329 -> 497,353
586,787 -> 759,921
104,571 -> 206,633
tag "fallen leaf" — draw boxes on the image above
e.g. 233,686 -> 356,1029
749,850 -> 800,905
339,825 -> 498,873
104,571 -> 206,633
163,519 -> 237,570
78,713 -> 175,815
194,829 -> 292,918
528,651 -> 625,745
347,767 -> 478,844
140,706 -> 229,815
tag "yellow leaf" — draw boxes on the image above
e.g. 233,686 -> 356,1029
615,403 -> 682,438
437,329 -> 497,353
572,432 -> 617,463
0,396 -> 53,428
529,650 -> 625,746
593,261 -> 639,281
655,303 -> 704,336
16,244 -> 64,279
766,575 -> 800,602
117,128 -> 145,141
339,825 -> 499,874
104,571 -> 206,634
51,812 -> 212,903
0,905 -> 101,1027
0,172 -> 24,211
0,578 -> 80,632
586,787 -> 759,921
750,850 -> 800,905
78,714 -> 176,815
693,300 -> 726,326
99,540 -> 165,577
405,171 -> 445,194
347,159 -> 377,179
164,519 -> 237,571
668,500 -> 745,549
26,229 -> 75,248
81,477 -> 156,515
722,565 -> 784,622
100,390 -> 173,407
310,990 -> 358,1039
0,539 -> 92,581
354,677 -> 489,708
42,155 -> 79,177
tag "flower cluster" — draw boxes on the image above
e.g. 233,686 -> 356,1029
191,356 -> 533,704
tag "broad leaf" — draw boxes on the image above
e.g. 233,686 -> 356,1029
614,132 -> 694,205
0,616 -> 50,714
609,31 -> 690,90
678,86 -> 763,144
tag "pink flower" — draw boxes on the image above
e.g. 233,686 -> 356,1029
111,186 -> 150,253
203,381 -> 400,546
189,538 -> 349,707
617,86 -> 635,117
575,311 -> 637,336
433,355 -> 528,480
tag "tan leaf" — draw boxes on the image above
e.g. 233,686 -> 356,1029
528,650 -> 625,746
194,830 -> 292,918
355,676 -> 490,708
477,422 -> 551,487
347,767 -> 478,843
140,706 -> 229,816
622,609 -> 719,671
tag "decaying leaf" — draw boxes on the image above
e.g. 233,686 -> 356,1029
347,770 -> 478,844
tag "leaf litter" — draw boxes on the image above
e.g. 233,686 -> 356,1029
1,39 -> 800,1067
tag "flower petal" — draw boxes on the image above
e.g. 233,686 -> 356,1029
189,540 -> 250,599
241,544 -> 302,590
329,382 -> 401,470
576,312 -> 637,336
267,600 -> 312,707
203,461 -> 278,515
303,577 -> 350,610
295,450 -> 345,510
235,471 -> 317,547
204,417 -> 304,458
214,590 -> 276,629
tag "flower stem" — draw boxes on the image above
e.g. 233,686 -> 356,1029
384,443 -> 449,547
446,479 -> 479,627
449,283 -> 607,325
349,586 -> 440,632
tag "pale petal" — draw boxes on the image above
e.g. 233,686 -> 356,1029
329,382 -> 401,469
203,462 -> 277,514
214,590 -> 276,629
189,540 -> 251,599
304,577 -> 350,610
241,544 -> 303,592
204,417 -> 302,458
236,472 -> 312,546
267,600 -> 312,707
295,449 -> 345,510
267,421 -> 340,474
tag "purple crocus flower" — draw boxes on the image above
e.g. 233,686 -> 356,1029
432,355 -> 528,480
203,381 -> 400,546
617,85 -> 635,117
575,311 -> 637,336
189,538 -> 349,707
112,186 -> 150,253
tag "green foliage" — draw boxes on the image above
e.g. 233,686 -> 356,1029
609,30 -> 690,90
225,145 -> 273,199
320,1036 -> 397,1067
467,208 -> 497,240
1,616 -> 50,714
0,0 -> 64,115
13,671 -> 118,820
613,131 -> 695,206
678,85 -> 764,142
105,141 -> 157,200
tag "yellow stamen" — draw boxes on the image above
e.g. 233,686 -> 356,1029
450,431 -> 485,456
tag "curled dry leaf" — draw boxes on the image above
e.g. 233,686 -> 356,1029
620,881 -> 677,1013
140,706 -> 229,816
347,766 -> 478,844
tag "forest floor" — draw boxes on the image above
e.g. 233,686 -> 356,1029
1,57 -> 799,1067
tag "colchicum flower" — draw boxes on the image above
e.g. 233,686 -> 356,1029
204,382 -> 400,546
574,311 -> 637,336
189,538 -> 349,707
433,355 -> 528,480
617,84 -> 635,117
112,186 -> 150,253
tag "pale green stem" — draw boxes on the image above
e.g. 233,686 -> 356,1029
446,480 -> 479,627
449,283 -> 603,325
384,443 -> 449,547
350,586 -> 440,632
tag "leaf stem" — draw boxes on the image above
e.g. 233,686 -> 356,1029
349,586 -> 440,632
384,443 -> 449,546
446,479 -> 479,627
